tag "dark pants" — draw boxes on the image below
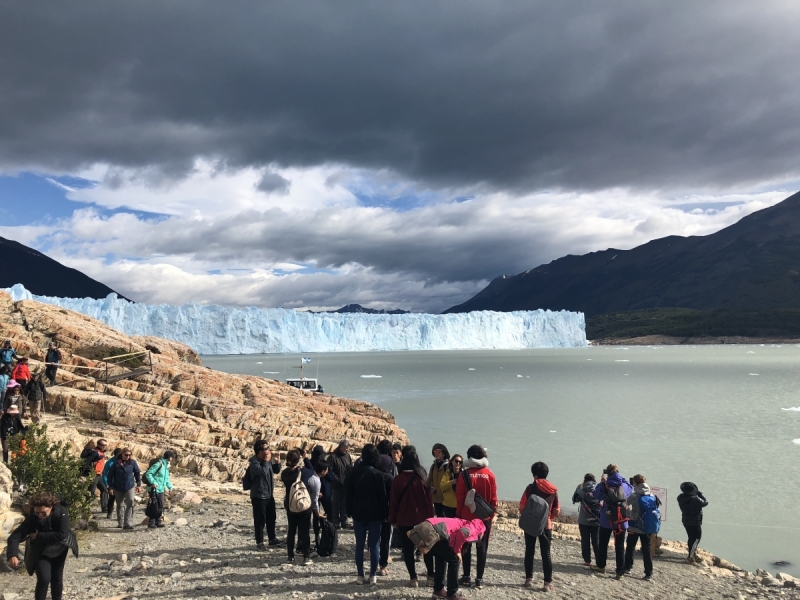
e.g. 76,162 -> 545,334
1,439 -> 9,463
442,505 -> 457,518
579,523 -> 600,564
429,539 -> 460,596
597,527 -> 626,575
90,475 -> 109,511
625,532 -> 652,575
331,484 -> 348,527
434,502 -> 445,517
354,519 -> 382,577
106,489 -> 116,517
379,520 -> 392,567
35,549 -> 68,600
45,364 -> 58,386
251,497 -> 277,545
524,529 -> 553,582
461,518 -> 492,581
287,510 -> 311,559
685,525 -> 702,558
148,491 -> 165,526
395,525 -> 434,580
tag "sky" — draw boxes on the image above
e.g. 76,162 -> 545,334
1,1 -> 799,313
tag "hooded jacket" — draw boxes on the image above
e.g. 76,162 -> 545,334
144,458 -> 174,494
677,482 -> 708,526
519,478 -> 561,531
247,455 -> 282,500
0,412 -> 26,440
427,517 -> 486,554
626,482 -> 653,534
572,481 -> 599,527
327,448 -> 352,487
389,471 -> 434,526
455,457 -> 498,521
0,347 -> 17,364
7,504 -> 73,573
428,457 -> 449,505
593,472 -> 633,530
346,461 -> 389,522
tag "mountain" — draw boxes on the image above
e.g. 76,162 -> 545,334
0,236 -> 123,299
332,304 -> 409,315
445,191 -> 800,317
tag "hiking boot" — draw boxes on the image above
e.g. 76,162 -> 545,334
156,522 -> 165,528
302,557 -> 313,566
458,575 -> 471,586
685,557 -> 694,564
408,579 -> 419,588
269,538 -> 285,547
431,589 -> 447,598
446,593 -> 467,600
256,543 -> 267,551
615,573 -> 624,580
123,525 -> 134,530
473,578 -> 483,589
590,565 -> 605,574
542,581 -> 554,592
286,557 -> 295,565
147,523 -> 156,529
644,574 -> 653,581
523,578 -> 534,587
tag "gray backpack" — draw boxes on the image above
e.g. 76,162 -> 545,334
519,493 -> 554,537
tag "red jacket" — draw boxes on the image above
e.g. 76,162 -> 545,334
455,458 -> 498,521
389,471 -> 434,527
11,364 -> 30,381
519,478 -> 561,530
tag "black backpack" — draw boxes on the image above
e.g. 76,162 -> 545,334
317,518 -> 339,557
581,492 -> 601,524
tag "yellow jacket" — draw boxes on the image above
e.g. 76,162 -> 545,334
440,468 -> 459,509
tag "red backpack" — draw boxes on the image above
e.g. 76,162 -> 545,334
604,484 -> 630,531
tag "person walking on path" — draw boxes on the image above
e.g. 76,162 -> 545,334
281,450 -> 320,566
85,439 -> 108,509
519,461 -> 560,591
429,443 -> 450,517
6,491 -> 78,600
347,444 -> 390,586
375,439 -> 396,576
389,445 -> 435,588
27,371 -> 47,423
0,340 -> 18,372
327,439 -> 353,529
624,474 -> 656,580
4,380 -> 22,411
591,464 -> 633,579
440,453 -> 462,518
107,448 -> 142,530
102,448 -> 123,518
572,473 -> 601,568
1,404 -> 27,463
247,440 -> 283,549
44,342 -> 62,386
11,357 -> 31,415
145,450 -> 175,528
0,365 -> 10,409
424,517 -> 486,600
677,481 -> 708,563
455,444 -> 498,590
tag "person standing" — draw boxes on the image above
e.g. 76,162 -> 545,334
519,461 -> 560,591
389,445 -> 435,588
0,340 -> 18,372
107,448 -> 142,530
347,444 -> 390,586
591,464 -> 633,579
86,439 -> 108,510
247,440 -> 283,549
27,372 -> 47,423
44,343 -> 62,386
1,404 -> 27,463
0,365 -> 10,409
11,357 -> 31,416
145,450 -> 175,529
429,443 -> 451,517
6,491 -> 77,600
391,443 -> 402,471
677,482 -> 708,563
625,474 -> 656,580
572,473 -> 601,568
327,439 -> 353,529
102,448 -> 123,519
281,450 -> 320,566
440,454 -> 462,518
456,444 -> 498,590
375,439 -> 396,576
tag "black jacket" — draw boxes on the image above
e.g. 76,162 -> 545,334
346,462 -> 390,522
6,504 -> 75,574
0,413 -> 26,440
327,450 -> 352,487
247,456 -> 281,500
28,379 -> 47,403
677,484 -> 708,526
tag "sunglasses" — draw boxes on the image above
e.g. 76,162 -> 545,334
122,453 -> 132,457
453,460 -> 463,464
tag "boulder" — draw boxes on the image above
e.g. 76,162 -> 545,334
173,491 -> 202,505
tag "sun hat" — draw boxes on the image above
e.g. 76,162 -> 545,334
7,404 -> 19,415
7,380 -> 19,388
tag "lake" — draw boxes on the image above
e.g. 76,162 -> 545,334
202,344 -> 800,576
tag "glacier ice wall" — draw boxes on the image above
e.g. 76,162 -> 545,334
4,284 -> 587,354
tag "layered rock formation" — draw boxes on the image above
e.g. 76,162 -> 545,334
0,291 -> 407,482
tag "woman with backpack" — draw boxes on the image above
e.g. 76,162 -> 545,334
624,474 -> 656,580
144,450 -> 175,529
572,473 -> 600,568
519,461 -> 559,591
389,445 -> 434,588
346,444 -> 390,586
590,464 -> 633,579
677,481 -> 708,564
455,444 -> 498,590
281,450 -> 320,566
440,453 -> 462,518
428,443 -> 450,517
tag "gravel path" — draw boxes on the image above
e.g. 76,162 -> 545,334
0,494 -> 794,600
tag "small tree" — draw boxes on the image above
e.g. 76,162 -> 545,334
7,423 -> 92,523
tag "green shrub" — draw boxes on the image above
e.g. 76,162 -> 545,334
7,424 -> 93,524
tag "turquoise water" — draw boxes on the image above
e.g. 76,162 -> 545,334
202,344 -> 800,576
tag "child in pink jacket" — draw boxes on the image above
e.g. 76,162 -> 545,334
424,517 -> 486,599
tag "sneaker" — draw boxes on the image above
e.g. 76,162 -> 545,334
377,567 -> 389,576
685,557 -> 694,564
123,525 -> 134,530
458,575 -> 471,586
302,557 -> 313,566
473,579 -> 483,589
523,578 -> 534,587
354,576 -> 367,585
408,579 -> 419,588
286,557 -> 295,565
446,594 -> 467,600
542,581 -> 554,592
583,562 -> 591,569
256,543 -> 267,551
369,575 -> 377,586
615,573 -> 624,580
156,522 -> 165,528
147,523 -> 156,529
431,590 -> 447,598
644,574 -> 653,581
624,568 -> 632,575
590,565 -> 605,574
269,538 -> 285,547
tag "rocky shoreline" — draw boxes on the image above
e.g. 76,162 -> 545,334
592,335 -> 800,346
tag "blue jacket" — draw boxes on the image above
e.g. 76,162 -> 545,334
108,458 -> 142,492
102,457 -> 117,487
0,374 -> 9,392
594,472 -> 633,530
0,347 -> 17,364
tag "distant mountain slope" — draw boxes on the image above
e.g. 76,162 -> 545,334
332,304 -> 409,315
0,236 -> 123,299
445,191 -> 800,316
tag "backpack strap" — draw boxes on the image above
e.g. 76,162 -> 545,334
461,469 -> 473,491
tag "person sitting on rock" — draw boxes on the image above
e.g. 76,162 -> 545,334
145,450 -> 175,529
677,482 -> 708,564
1,404 -> 27,463
247,440 -> 283,550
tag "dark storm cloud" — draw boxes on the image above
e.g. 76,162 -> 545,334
2,1 -> 800,191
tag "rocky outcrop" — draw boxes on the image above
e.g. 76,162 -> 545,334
0,463 -> 23,554
0,292 -> 407,482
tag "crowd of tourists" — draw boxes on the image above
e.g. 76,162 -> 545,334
244,439 -> 709,599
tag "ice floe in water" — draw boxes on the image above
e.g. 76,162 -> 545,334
794,439 -> 800,446
615,360 -> 630,362
255,362 -> 263,364
360,374 -> 382,378
517,374 -> 523,378
781,407 -> 800,411
747,351 -> 755,354
263,371 -> 280,374
749,373 -> 759,376
468,368 -> 476,371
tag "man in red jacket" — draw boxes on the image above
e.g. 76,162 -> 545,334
455,444 -> 497,589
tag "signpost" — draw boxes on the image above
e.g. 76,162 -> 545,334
650,486 -> 668,521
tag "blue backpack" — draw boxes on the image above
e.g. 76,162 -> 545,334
637,495 -> 661,534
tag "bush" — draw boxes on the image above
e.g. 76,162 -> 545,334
7,424 -> 93,524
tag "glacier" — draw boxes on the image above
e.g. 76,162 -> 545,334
3,284 -> 587,354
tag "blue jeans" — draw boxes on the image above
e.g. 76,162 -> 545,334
354,520 -> 382,577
